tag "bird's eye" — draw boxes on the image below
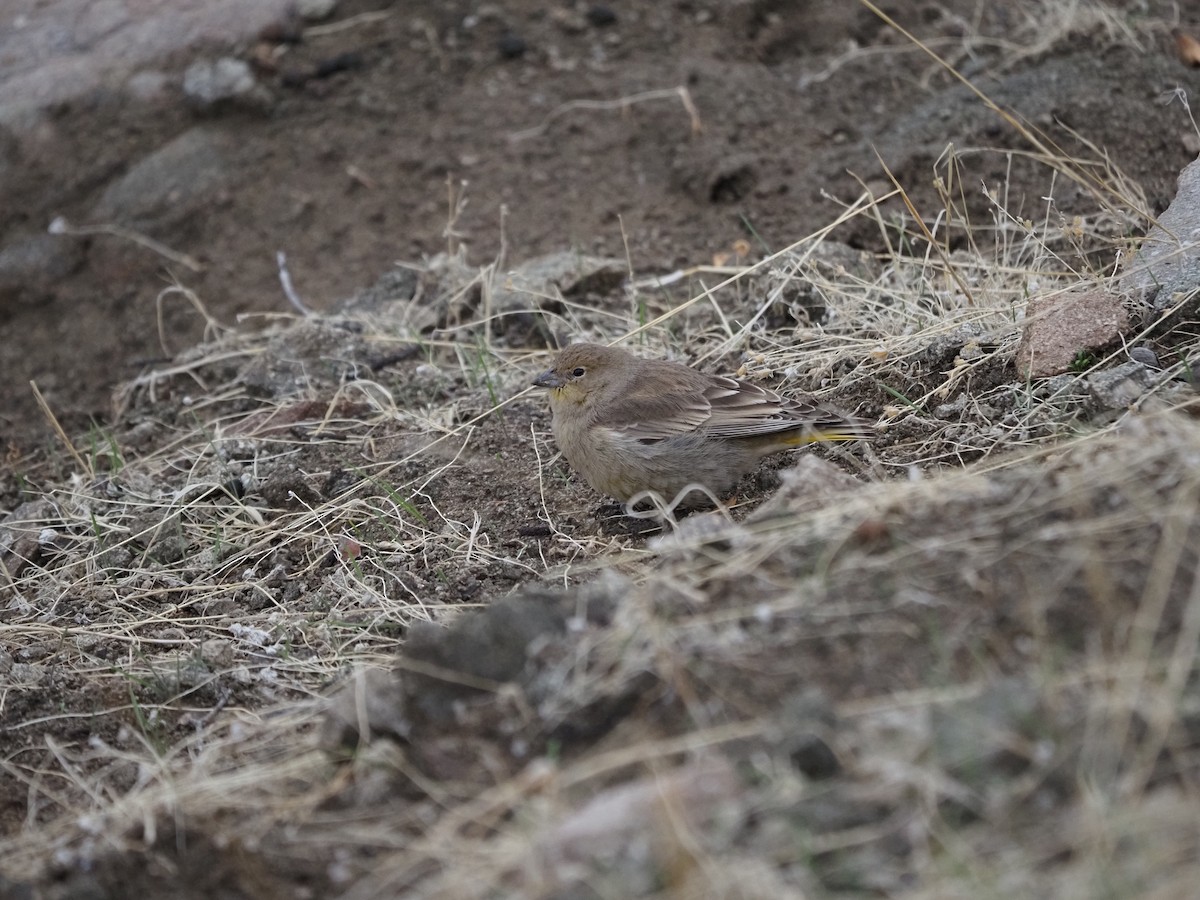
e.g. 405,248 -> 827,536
571,366 -> 586,378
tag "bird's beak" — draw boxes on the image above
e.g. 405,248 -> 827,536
533,369 -> 563,389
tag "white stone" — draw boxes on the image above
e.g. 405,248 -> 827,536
297,0 -> 338,21
182,57 -> 256,105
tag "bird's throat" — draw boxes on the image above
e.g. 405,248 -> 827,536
553,384 -> 588,406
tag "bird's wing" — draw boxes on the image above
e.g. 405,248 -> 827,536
703,378 -> 874,440
599,371 -> 826,443
592,365 -> 713,442
601,395 -> 711,442
697,376 -> 822,438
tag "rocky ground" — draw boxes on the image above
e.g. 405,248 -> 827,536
3,1 -> 1200,898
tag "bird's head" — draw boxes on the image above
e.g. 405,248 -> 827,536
532,343 -> 620,407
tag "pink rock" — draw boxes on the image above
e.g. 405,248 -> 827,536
1014,288 -> 1129,378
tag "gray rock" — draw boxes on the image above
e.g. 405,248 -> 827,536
92,126 -> 231,225
297,0 -> 339,21
182,56 -> 267,108
1119,154 -> 1200,312
0,1 -> 293,128
1014,288 -> 1128,378
1086,360 -> 1161,410
934,394 -> 968,419
1128,345 -> 1162,369
1028,373 -> 1087,401
917,322 -> 984,370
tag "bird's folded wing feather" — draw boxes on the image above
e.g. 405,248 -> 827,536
701,376 -> 826,437
602,373 -> 825,443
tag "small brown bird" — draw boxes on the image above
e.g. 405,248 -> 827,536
532,343 -> 873,506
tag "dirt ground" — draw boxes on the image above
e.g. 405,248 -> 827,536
4,1 -> 1200,897
1,0 -> 1197,454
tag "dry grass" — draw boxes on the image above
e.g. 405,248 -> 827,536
3,5 -> 1199,896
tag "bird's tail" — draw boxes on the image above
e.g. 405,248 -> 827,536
785,415 -> 875,445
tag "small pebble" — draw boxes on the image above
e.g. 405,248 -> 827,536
1129,346 -> 1160,368
498,32 -> 528,59
586,5 -> 618,27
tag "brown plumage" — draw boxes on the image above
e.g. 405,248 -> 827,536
532,343 -> 873,505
